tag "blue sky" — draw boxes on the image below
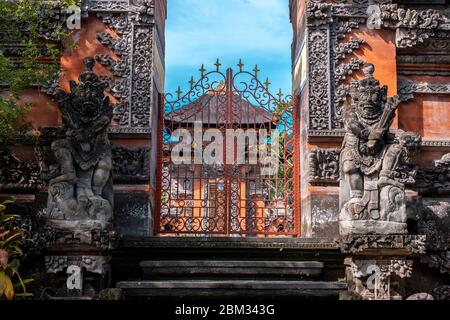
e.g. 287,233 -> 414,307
164,0 -> 293,97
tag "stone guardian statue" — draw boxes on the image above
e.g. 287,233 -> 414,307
339,64 -> 421,235
46,57 -> 114,238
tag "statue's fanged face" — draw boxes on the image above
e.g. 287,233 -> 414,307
357,89 -> 384,122
350,64 -> 387,125
74,85 -> 103,118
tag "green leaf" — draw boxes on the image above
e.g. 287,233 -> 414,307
0,214 -> 20,223
0,271 -> 6,298
4,274 -> 14,300
13,278 -> 33,289
1,198 -> 15,205
1,232 -> 21,245
8,246 -> 23,257
15,276 -> 33,294
7,258 -> 20,275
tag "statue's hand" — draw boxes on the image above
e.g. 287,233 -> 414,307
367,139 -> 380,154
360,128 -> 370,140
368,128 -> 385,141
386,96 -> 401,110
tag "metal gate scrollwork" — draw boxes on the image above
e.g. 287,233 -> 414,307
155,60 -> 300,236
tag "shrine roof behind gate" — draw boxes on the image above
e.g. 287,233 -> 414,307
166,93 -> 275,127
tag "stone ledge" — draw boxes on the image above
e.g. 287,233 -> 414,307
339,221 -> 408,236
140,260 -> 324,278
336,234 -> 426,255
122,236 -> 338,250
117,280 -> 347,298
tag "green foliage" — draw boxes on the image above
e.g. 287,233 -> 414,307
61,0 -> 80,6
0,97 -> 30,149
0,198 -> 33,300
0,0 -> 70,148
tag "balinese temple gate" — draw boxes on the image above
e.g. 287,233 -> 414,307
0,0 -> 449,300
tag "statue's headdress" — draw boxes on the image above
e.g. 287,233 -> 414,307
69,57 -> 109,121
349,64 -> 388,106
70,57 -> 107,97
349,64 -> 388,124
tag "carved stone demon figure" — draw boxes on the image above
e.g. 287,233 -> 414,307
47,57 -> 114,232
339,64 -> 421,235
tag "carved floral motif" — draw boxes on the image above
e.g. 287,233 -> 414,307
337,234 -> 426,255
94,1 -> 155,129
112,146 -> 150,182
45,255 -> 111,274
379,4 -> 450,48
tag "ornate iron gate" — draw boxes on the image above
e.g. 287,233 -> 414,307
155,61 -> 300,236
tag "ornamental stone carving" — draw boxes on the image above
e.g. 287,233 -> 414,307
398,80 -> 450,102
337,234 -> 426,255
0,150 -> 41,191
112,145 -> 151,183
92,0 -> 156,129
45,57 -> 114,244
433,286 -> 450,300
379,4 -> 450,48
45,255 -> 110,275
339,64 -> 421,235
308,149 -> 340,185
303,1 -> 450,133
415,154 -> 450,194
346,258 -> 413,300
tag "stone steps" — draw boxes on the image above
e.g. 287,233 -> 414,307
112,237 -> 346,299
140,260 -> 324,279
116,280 -> 347,298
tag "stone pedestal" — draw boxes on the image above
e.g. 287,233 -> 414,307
337,234 -> 425,300
45,255 -> 111,299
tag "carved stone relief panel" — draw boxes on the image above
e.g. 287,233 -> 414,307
305,1 -> 450,134
112,146 -> 151,183
347,259 -> 413,300
308,148 -> 340,185
398,80 -> 450,102
306,1 -> 367,131
88,0 -> 156,130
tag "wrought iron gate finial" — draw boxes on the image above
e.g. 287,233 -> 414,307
214,58 -> 222,72
176,86 -> 183,99
189,76 -> 195,90
253,65 -> 260,79
264,77 -> 271,90
277,88 -> 284,101
199,64 -> 206,78
237,59 -> 244,72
